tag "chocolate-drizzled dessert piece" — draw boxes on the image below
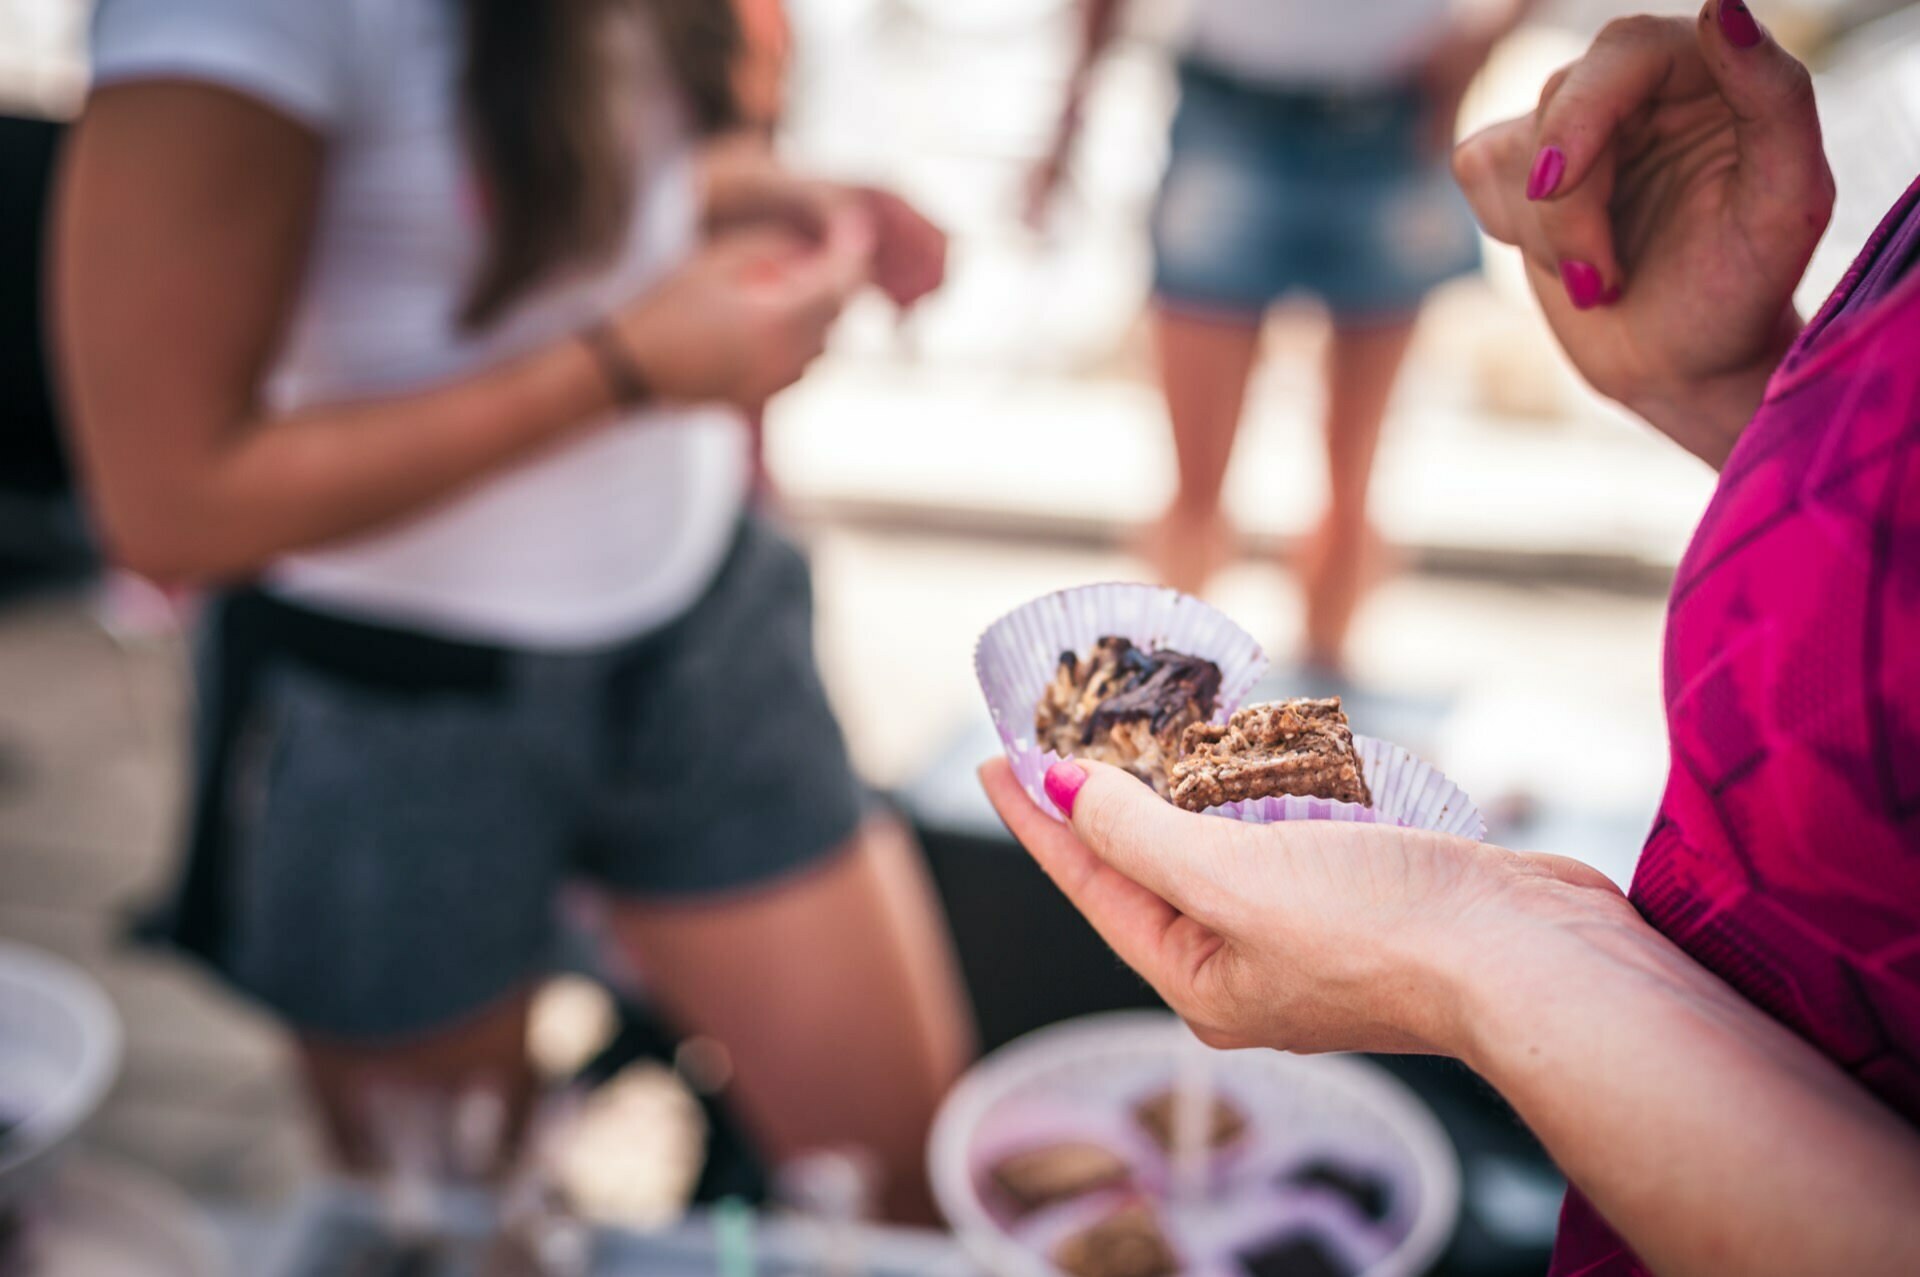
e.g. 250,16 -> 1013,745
1053,1203 -> 1180,1277
1169,698 -> 1372,812
1132,1088 -> 1248,1153
1237,1232 -> 1351,1277
1035,637 -> 1222,797
989,1141 -> 1131,1214
1288,1159 -> 1392,1222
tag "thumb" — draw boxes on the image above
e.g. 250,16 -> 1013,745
1046,758 -> 1234,925
1695,0 -> 1833,244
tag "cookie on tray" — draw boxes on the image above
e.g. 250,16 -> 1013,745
988,1141 -> 1131,1214
1131,1088 -> 1248,1153
1053,1202 -> 1180,1277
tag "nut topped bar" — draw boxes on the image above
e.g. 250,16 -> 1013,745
1169,698 -> 1372,813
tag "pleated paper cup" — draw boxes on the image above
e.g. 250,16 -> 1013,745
975,583 -> 1484,840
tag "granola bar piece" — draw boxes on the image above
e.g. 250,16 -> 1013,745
1168,698 -> 1372,812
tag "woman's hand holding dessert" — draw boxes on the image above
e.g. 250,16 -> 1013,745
1451,2 -> 1831,466
979,755 -> 1630,1059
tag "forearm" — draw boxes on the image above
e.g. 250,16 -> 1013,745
88,335 -> 613,584
1454,899 -> 1920,1276
1048,0 -> 1126,148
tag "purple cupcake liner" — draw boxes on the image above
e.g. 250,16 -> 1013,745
1208,736 -> 1486,842
976,584 -> 1484,841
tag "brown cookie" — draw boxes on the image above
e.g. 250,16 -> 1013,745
1132,1088 -> 1248,1152
1053,1203 -> 1180,1277
988,1141 -> 1131,1214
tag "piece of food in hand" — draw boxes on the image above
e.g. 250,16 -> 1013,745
1287,1159 -> 1392,1223
988,1141 -> 1131,1214
1236,1231 -> 1350,1277
1034,637 -> 1223,797
1131,1088 -> 1248,1153
1053,1203 -> 1180,1277
1168,698 -> 1372,812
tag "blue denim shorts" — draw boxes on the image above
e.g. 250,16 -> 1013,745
151,517 -> 866,1040
1151,61 -> 1481,321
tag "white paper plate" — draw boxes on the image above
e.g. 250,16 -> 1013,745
930,1012 -> 1460,1277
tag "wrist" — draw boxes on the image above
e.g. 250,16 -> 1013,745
1627,308 -> 1802,469
579,320 -> 653,410
1426,869 -> 1646,1069
608,296 -> 682,405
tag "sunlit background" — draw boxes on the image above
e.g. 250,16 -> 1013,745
3,0 -> 1920,1270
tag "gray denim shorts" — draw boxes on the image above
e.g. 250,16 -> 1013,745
156,517 -> 865,1040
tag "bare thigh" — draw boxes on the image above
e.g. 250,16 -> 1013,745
298,989 -> 536,1176
604,816 -> 973,1225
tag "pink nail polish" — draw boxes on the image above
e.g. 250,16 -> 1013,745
1044,760 -> 1088,816
1559,260 -> 1610,310
1719,0 -> 1762,47
1526,146 -> 1566,201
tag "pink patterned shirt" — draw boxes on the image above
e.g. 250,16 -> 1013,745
1549,178 -> 1920,1275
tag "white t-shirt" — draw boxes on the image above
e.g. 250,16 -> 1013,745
1183,0 -> 1458,88
90,0 -> 749,649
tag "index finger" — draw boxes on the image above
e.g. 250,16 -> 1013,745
1530,15 -> 1711,202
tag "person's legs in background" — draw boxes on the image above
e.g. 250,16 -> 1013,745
297,993 -> 537,1176
603,816 -> 971,1225
1138,304 -> 1262,596
1298,312 -> 1418,670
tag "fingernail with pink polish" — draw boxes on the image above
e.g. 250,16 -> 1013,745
1044,759 -> 1088,816
1526,146 -> 1566,201
1719,0 -> 1762,47
1559,260 -> 1611,310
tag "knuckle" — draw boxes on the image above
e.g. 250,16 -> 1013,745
1077,782 -> 1132,853
1187,1020 -> 1251,1052
1449,135 -> 1486,189
1596,13 -> 1671,49
1781,59 -> 1817,112
1535,64 -> 1572,113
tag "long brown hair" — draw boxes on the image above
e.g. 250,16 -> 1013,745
458,0 -> 742,329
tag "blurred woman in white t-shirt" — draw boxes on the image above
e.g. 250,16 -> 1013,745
1032,0 -> 1535,670
57,0 -> 966,1220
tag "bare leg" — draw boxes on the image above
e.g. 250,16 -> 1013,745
604,817 -> 972,1225
1299,313 -> 1419,669
1138,304 -> 1263,596
298,990 -> 537,1176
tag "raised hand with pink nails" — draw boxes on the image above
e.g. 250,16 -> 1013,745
1452,1 -> 1831,467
